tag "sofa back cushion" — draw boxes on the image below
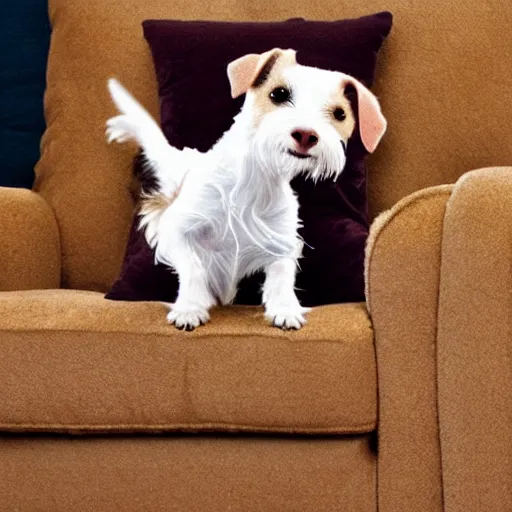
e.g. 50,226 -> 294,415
37,0 -> 512,291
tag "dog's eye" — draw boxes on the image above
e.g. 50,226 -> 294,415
269,87 -> 291,104
333,107 -> 346,121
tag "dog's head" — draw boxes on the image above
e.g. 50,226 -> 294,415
228,48 -> 386,180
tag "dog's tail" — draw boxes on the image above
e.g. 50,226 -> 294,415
108,79 -> 159,134
108,79 -> 190,247
107,79 -> 189,196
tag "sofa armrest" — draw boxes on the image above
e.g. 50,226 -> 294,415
0,187 -> 61,290
437,167 -> 512,511
366,184 -> 453,512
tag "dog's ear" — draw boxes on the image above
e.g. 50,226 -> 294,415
227,48 -> 296,99
342,77 -> 387,153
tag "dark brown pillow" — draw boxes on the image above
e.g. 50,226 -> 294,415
106,13 -> 392,307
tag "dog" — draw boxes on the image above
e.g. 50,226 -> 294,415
106,48 -> 386,331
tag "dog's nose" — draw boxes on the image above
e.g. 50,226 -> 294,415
291,129 -> 319,151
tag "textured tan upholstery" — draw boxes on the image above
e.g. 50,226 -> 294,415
1,0 -> 511,509
366,185 -> 452,512
0,435 -> 376,512
0,290 -> 376,434
437,168 -> 512,512
0,187 -> 60,291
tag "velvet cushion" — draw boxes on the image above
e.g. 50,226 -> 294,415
0,1 -> 50,188
106,13 -> 392,306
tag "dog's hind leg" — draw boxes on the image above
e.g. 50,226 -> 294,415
262,258 -> 311,330
106,79 -> 191,197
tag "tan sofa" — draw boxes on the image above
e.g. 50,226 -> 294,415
1,0 -> 511,510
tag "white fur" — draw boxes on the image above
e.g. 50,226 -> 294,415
106,63 -> 354,330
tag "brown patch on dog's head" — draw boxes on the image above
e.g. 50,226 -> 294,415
240,50 -> 298,127
252,52 -> 280,88
227,48 -> 296,99
326,86 -> 357,143
250,58 -> 357,138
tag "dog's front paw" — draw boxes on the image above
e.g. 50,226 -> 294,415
167,307 -> 210,331
105,115 -> 140,145
264,305 -> 311,330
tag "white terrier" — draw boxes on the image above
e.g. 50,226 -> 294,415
106,48 -> 386,331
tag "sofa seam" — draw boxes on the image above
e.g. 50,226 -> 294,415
0,327 -> 373,343
0,421 -> 376,436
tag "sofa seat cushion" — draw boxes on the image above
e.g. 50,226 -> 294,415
0,290 -> 376,434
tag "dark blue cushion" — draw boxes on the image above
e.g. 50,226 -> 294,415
0,2 -> 50,188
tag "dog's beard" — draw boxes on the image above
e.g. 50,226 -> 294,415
251,117 -> 347,183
